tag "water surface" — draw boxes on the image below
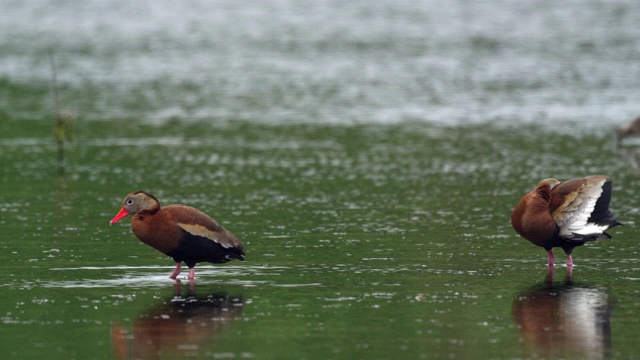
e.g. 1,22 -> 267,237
2,1 -> 640,359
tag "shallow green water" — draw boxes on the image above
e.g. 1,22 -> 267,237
2,120 -> 640,359
3,1 -> 640,358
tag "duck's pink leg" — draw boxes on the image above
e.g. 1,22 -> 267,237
546,250 -> 556,280
169,262 -> 182,279
188,268 -> 196,280
547,250 -> 555,267
567,255 -> 573,268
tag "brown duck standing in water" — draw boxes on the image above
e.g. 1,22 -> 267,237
110,191 -> 245,279
511,176 -> 621,268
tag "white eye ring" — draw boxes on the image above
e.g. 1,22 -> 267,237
126,198 -> 134,205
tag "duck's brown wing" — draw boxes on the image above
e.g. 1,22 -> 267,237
550,176 -> 620,242
166,205 -> 245,259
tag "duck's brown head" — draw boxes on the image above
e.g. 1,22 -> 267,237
110,191 -> 160,225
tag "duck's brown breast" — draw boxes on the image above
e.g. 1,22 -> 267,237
131,208 -> 183,255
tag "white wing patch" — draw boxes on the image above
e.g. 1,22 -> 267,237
177,223 -> 232,248
554,179 -> 606,238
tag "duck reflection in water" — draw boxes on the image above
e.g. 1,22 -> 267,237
112,282 -> 244,359
512,275 -> 612,359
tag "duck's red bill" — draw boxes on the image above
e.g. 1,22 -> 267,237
110,207 -> 130,225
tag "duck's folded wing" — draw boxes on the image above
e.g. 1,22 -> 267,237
551,176 -> 619,242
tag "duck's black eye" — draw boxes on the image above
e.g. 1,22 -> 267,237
126,198 -> 134,205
